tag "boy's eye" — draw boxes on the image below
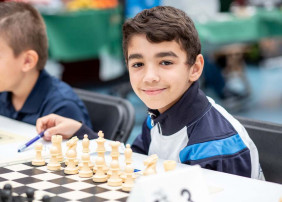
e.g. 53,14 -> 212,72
160,61 -> 173,65
131,62 -> 144,68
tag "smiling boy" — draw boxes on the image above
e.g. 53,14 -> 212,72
36,6 -> 264,179
123,6 -> 264,179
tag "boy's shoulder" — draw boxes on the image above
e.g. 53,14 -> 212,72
187,96 -> 245,145
35,70 -> 91,125
39,70 -> 79,102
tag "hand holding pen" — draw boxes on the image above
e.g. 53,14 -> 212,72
36,114 -> 82,141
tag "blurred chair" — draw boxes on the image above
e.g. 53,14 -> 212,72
235,116 -> 282,183
74,88 -> 135,143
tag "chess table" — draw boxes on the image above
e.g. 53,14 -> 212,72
1,116 -> 282,202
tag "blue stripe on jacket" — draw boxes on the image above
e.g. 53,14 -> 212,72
146,115 -> 153,129
179,134 -> 247,162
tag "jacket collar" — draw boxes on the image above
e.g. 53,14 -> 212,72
148,81 -> 210,135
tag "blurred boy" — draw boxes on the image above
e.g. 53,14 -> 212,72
0,2 -> 92,137
36,6 -> 264,179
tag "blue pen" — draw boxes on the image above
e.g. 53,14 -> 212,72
17,131 -> 45,152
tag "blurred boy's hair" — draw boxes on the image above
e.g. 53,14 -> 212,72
122,6 -> 201,66
0,1 -> 48,70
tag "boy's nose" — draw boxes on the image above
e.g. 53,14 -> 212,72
142,66 -> 160,83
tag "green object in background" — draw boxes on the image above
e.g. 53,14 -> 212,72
195,8 -> 282,51
258,9 -> 282,37
42,7 -> 282,62
196,15 -> 261,44
42,7 -> 122,62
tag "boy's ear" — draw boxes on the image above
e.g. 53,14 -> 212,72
189,54 -> 204,82
21,50 -> 39,72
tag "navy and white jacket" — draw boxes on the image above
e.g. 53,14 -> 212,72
132,81 -> 264,180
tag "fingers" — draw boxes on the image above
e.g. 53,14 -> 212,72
37,114 -> 82,141
42,130 -> 52,141
36,114 -> 59,133
42,122 -> 63,141
43,127 -> 59,141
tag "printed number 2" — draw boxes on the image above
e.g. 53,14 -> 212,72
181,189 -> 193,202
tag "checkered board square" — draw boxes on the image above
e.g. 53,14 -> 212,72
0,162 -> 129,202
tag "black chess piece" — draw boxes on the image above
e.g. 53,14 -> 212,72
0,189 -> 3,202
11,196 -> 23,202
1,183 -> 12,202
1,189 -> 11,202
2,185 -> 12,192
42,195 -> 51,202
25,188 -> 34,202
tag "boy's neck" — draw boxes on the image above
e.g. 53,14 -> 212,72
11,70 -> 40,111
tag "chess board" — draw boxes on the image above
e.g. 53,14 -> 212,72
0,162 -> 129,202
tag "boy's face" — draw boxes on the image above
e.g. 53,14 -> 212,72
0,36 -> 24,92
127,34 -> 195,113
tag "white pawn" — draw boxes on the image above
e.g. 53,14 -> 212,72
32,142 -> 45,166
82,134 -> 90,153
79,153 -> 93,178
107,160 -> 122,186
93,157 -> 107,182
122,165 -> 135,192
64,149 -> 78,175
47,146 -> 61,171
124,144 -> 132,165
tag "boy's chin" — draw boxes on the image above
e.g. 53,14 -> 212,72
144,102 -> 164,111
141,97 -> 171,112
144,103 -> 158,110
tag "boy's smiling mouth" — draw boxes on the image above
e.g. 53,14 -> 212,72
142,88 -> 166,95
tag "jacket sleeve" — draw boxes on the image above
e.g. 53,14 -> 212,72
132,117 -> 151,155
183,147 -> 252,178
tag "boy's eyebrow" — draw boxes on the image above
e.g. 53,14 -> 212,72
128,53 -> 143,61
155,51 -> 178,58
128,51 -> 178,61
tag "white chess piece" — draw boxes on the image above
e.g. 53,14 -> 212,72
47,146 -> 61,171
107,160 -> 122,186
110,141 -> 120,161
52,135 -> 63,162
64,149 -> 78,175
94,131 -> 108,172
122,164 -> 135,192
93,157 -> 107,182
32,142 -> 45,166
82,134 -> 90,153
79,153 -> 93,178
163,160 -> 177,172
65,136 -> 79,166
124,144 -> 132,165
143,154 -> 158,176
